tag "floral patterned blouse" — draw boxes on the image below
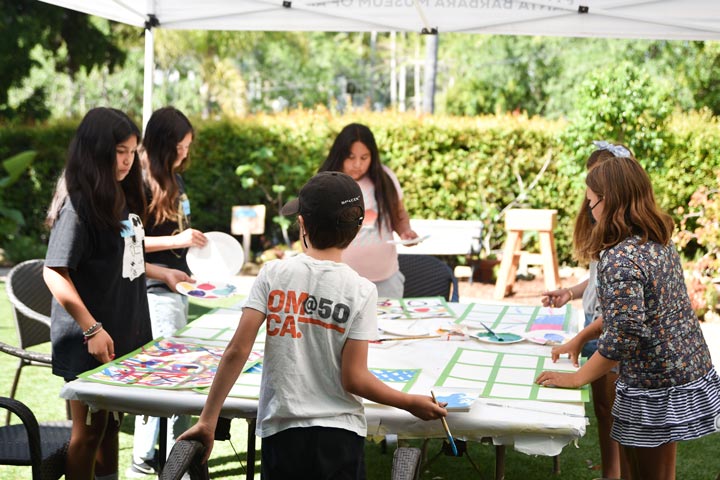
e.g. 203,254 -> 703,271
596,236 -> 712,388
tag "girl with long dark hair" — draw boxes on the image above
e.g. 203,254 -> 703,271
319,123 -> 418,298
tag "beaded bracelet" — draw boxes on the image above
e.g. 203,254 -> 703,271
83,322 -> 103,338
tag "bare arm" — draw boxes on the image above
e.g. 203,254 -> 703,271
145,263 -> 192,292
178,308 -> 265,462
341,338 -> 446,420
551,316 -> 604,366
144,228 -> 207,253
43,266 -> 115,362
535,350 -> 618,389
541,278 -> 589,308
393,202 -> 418,241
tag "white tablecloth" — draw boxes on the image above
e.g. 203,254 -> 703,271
61,302 -> 587,457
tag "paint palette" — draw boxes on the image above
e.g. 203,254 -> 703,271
470,332 -> 524,344
176,280 -> 239,300
524,330 -> 574,346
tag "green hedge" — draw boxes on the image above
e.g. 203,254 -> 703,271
1,111 -> 719,265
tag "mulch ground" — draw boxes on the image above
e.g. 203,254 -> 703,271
456,267 -> 588,309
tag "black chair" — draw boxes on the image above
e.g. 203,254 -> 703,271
3,259 -> 71,425
0,396 -> 70,480
159,439 -> 209,480
398,254 -> 459,302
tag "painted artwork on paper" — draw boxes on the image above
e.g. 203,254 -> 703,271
80,339 -> 262,389
456,303 -> 574,332
377,297 -> 455,320
369,368 -> 421,392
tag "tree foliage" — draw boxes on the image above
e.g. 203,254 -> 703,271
438,35 -> 720,119
148,30 -> 377,116
0,0 -> 125,122
3,7 -> 720,122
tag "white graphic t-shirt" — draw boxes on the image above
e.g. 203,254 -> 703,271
244,253 -> 378,438
122,213 -> 146,281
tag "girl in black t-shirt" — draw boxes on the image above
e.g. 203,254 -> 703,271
130,106 -> 207,474
44,107 -> 190,479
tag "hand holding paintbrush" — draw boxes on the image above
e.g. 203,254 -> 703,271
431,390 -> 458,456
541,287 -> 574,309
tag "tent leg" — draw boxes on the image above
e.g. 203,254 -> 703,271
142,24 -> 155,132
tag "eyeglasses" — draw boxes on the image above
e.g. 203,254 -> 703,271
588,198 -> 603,210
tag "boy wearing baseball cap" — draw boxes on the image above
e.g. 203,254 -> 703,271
179,172 -> 446,479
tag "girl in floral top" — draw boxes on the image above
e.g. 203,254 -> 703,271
536,155 -> 720,480
541,142 -> 632,479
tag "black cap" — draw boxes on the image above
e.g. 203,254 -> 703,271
280,172 -> 364,228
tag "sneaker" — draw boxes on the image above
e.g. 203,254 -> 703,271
126,458 -> 159,477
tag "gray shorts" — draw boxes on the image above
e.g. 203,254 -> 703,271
373,269 -> 405,298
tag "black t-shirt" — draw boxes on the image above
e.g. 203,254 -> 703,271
45,198 -> 152,380
145,174 -> 192,293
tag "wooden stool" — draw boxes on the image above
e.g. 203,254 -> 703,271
494,209 -> 560,299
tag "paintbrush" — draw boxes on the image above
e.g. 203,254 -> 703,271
479,321 -> 504,342
431,390 -> 458,456
371,335 -> 443,343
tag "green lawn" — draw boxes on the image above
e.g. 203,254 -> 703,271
0,280 -> 719,479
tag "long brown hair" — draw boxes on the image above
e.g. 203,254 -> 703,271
142,107 -> 194,226
572,147 -> 627,262
576,156 -> 674,261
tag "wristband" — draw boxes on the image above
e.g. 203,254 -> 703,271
566,288 -> 574,301
83,322 -> 103,337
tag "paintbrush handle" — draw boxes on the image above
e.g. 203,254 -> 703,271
379,335 -> 443,342
440,416 -> 452,435
479,322 -> 504,342
430,392 -> 448,435
431,390 -> 459,456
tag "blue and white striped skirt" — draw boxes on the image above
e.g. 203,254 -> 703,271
611,367 -> 720,447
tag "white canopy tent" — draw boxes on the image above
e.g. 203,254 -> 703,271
39,0 -> 720,126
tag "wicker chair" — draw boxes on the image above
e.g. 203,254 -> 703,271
398,254 -> 459,302
3,259 -> 69,425
391,447 -> 422,480
159,439 -> 209,480
0,396 -> 70,480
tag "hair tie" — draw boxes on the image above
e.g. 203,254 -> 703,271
592,140 -> 631,158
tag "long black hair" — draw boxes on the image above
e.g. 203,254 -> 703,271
47,107 -> 145,233
319,123 -> 399,233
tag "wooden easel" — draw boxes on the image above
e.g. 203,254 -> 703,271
494,209 -> 560,300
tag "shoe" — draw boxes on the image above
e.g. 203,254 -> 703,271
126,458 -> 159,477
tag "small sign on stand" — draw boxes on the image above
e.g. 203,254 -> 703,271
231,205 -> 266,264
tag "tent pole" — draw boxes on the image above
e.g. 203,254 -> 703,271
422,32 -> 438,115
142,24 -> 155,133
